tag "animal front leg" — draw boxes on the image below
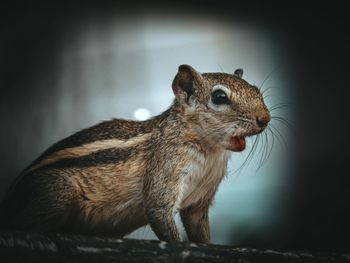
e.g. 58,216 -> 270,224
146,204 -> 181,242
143,172 -> 181,242
180,204 -> 210,243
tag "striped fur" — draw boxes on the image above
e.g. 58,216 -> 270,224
27,135 -> 151,173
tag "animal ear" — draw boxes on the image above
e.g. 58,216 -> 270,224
172,64 -> 203,104
234,68 -> 243,78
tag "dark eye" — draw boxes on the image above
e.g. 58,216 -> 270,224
212,90 -> 230,105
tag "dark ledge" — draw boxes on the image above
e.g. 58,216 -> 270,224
0,231 -> 349,263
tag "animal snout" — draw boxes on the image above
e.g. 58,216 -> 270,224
256,114 -> 270,128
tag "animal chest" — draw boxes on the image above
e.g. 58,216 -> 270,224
178,150 -> 230,209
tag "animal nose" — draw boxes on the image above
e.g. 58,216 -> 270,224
256,115 -> 270,128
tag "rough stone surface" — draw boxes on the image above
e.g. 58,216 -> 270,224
0,231 -> 349,263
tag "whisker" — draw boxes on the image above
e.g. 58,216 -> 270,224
248,136 -> 261,172
271,116 -> 295,130
259,65 -> 281,92
261,129 -> 274,169
269,107 -> 289,113
257,132 -> 268,170
218,64 -> 225,73
269,123 -> 288,151
269,103 -> 291,112
263,131 -> 270,168
258,134 -> 265,167
265,127 -> 275,165
248,136 -> 260,167
267,125 -> 283,148
233,135 -> 260,175
263,94 -> 272,101
190,112 -> 286,176
252,135 -> 262,169
261,85 -> 279,96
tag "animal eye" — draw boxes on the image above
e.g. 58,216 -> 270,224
212,90 -> 230,105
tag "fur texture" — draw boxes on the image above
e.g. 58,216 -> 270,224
0,65 -> 270,243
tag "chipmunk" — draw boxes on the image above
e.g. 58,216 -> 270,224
0,64 -> 270,243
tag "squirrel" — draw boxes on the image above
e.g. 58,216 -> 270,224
0,64 -> 270,243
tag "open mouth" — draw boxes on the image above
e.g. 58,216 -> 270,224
228,136 -> 246,152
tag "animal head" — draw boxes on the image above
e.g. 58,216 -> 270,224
172,64 -> 270,152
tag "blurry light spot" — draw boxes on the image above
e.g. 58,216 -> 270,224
133,108 -> 151,121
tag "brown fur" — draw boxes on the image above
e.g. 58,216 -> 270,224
0,64 -> 270,243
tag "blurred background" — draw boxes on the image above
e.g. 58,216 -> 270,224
0,1 -> 349,253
